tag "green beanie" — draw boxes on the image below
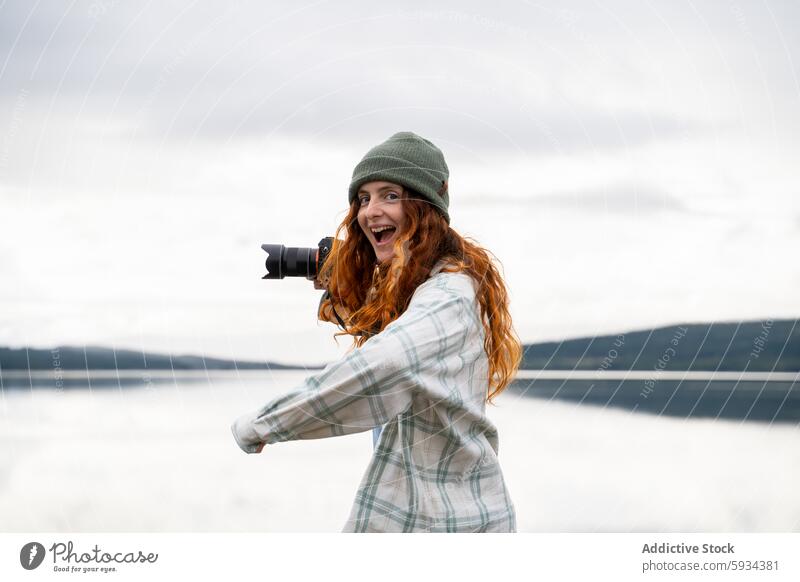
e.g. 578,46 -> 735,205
348,131 -> 450,223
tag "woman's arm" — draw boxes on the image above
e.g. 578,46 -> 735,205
230,274 -> 476,453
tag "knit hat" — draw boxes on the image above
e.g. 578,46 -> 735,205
348,132 -> 450,223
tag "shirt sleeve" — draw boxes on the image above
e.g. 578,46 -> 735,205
230,274 -> 476,453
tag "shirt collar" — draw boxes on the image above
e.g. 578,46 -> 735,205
430,258 -> 454,276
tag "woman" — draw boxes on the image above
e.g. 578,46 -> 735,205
231,132 -> 522,532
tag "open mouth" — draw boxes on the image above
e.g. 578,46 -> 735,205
371,226 -> 397,245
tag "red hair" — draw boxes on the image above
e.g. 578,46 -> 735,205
318,189 -> 522,404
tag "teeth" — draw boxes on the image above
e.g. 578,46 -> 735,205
371,225 -> 395,233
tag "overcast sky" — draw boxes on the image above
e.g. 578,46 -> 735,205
1,0 -> 798,365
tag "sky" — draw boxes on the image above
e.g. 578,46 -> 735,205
0,0 -> 798,365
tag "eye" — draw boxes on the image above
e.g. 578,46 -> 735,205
358,195 -> 369,206
385,191 -> 400,201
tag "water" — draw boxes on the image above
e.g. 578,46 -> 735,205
509,376 -> 800,423
1,371 -> 798,532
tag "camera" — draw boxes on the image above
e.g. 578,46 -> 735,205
261,237 -> 333,280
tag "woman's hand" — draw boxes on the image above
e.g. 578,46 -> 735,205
231,420 -> 266,454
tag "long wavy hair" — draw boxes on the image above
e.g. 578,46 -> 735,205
317,188 -> 522,404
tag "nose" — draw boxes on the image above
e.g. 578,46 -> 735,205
364,197 -> 385,219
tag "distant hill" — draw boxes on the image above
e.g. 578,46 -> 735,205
1,318 -> 797,372
0,346 -> 318,371
520,319 -> 799,372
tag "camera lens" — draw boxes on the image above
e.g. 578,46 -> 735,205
261,244 -> 317,279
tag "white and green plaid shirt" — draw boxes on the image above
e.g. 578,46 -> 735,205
231,262 -> 517,532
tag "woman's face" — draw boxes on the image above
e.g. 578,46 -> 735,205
356,180 -> 407,263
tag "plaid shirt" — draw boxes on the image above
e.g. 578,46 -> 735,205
231,262 -> 517,532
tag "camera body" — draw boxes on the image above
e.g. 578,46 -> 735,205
261,237 -> 333,280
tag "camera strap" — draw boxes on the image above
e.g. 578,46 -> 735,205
320,289 -> 349,332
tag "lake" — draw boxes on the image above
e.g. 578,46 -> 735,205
1,370 -> 798,532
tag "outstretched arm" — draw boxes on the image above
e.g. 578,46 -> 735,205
230,275 -> 476,453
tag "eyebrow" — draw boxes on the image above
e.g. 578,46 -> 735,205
357,185 -> 401,195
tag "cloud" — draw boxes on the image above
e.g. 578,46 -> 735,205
0,0 -> 719,155
460,183 -> 689,215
